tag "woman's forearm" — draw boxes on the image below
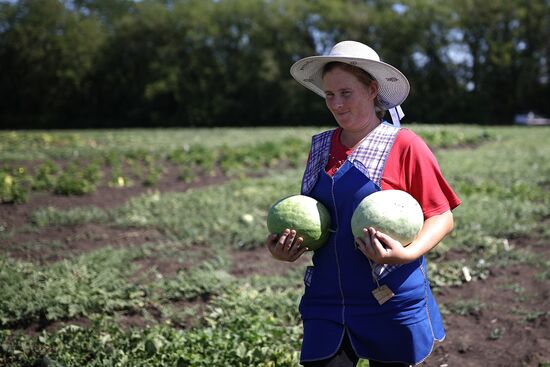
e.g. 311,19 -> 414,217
407,210 -> 454,260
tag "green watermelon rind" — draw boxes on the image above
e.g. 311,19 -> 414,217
267,195 -> 331,251
351,190 -> 424,246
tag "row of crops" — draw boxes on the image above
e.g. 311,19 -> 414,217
0,127 -> 490,203
0,138 -> 307,203
1,126 -> 549,366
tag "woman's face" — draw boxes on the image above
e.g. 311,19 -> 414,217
323,67 -> 378,132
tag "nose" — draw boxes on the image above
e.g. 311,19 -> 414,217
329,98 -> 344,111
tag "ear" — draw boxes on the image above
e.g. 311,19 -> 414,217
368,81 -> 379,100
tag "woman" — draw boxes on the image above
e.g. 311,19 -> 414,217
266,41 -> 461,367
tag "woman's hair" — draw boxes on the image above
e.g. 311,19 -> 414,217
322,62 -> 386,119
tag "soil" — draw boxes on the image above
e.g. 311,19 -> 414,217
1,168 -> 549,367
424,241 -> 550,367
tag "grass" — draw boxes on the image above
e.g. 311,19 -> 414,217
0,247 -> 145,327
0,128 -> 321,161
0,125 -> 492,160
0,126 -> 493,204
112,170 -> 301,248
431,127 -> 550,257
31,206 -> 110,227
1,285 -> 304,367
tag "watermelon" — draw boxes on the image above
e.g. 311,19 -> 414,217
267,195 -> 331,250
351,190 -> 424,246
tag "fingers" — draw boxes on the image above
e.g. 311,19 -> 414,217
369,227 -> 389,254
289,242 -> 308,262
267,229 -> 307,262
355,227 -> 385,262
275,229 -> 293,252
288,234 -> 305,255
374,230 -> 397,249
283,229 -> 297,250
355,227 -> 411,265
355,227 -> 372,250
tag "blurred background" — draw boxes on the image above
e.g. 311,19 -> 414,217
1,0 -> 549,129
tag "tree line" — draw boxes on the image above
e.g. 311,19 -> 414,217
1,0 -> 549,128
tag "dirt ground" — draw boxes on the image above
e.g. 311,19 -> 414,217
1,170 -> 549,367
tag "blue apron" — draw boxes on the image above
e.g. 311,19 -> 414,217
299,133 -> 445,365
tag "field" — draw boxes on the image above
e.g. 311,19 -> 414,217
0,125 -> 549,367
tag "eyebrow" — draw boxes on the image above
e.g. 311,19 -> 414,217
324,87 -> 352,94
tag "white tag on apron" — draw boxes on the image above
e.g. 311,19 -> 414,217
372,284 -> 395,305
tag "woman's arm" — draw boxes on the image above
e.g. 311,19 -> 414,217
355,210 -> 454,264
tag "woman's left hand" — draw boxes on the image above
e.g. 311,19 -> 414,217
355,211 -> 455,265
355,227 -> 414,264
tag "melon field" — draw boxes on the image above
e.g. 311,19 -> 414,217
0,125 -> 549,367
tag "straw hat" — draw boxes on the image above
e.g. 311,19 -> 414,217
290,41 -> 410,109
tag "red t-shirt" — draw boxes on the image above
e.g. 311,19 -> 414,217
326,127 -> 461,219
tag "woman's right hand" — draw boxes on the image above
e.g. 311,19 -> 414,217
266,229 -> 308,262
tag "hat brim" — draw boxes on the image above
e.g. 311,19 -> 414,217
290,55 -> 410,109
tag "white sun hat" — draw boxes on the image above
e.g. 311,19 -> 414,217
290,40 -> 410,124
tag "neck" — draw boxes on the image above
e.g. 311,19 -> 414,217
340,119 -> 381,149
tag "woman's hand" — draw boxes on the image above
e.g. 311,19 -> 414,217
355,210 -> 455,265
355,227 -> 414,264
266,229 -> 308,262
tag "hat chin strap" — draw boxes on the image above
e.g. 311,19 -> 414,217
388,105 -> 404,127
